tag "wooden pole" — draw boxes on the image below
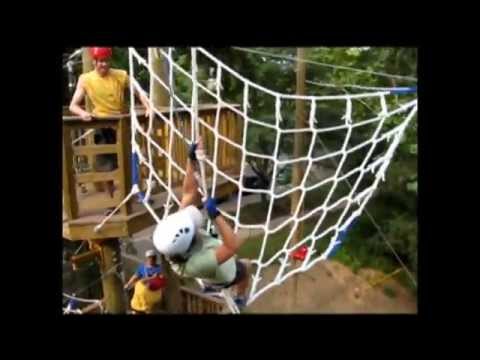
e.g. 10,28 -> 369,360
149,48 -> 170,194
160,255 -> 184,313
99,238 -> 127,314
82,48 -> 94,113
289,48 -> 307,311
149,48 -> 183,313
151,48 -> 170,107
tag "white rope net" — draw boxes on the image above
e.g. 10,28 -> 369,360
99,47 -> 417,306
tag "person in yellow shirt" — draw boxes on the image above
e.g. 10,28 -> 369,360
69,47 -> 151,203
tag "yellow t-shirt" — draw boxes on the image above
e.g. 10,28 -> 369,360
80,69 -> 129,117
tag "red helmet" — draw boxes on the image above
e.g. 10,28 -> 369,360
89,47 -> 112,60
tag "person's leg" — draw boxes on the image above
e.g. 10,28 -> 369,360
235,259 -> 250,298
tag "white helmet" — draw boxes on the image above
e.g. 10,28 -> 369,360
153,205 -> 203,257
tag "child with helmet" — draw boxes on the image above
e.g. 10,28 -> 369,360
153,137 -> 250,308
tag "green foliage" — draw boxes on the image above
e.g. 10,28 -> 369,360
229,47 -> 417,289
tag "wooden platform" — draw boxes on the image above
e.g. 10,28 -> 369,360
63,106 -> 243,242
63,168 -> 239,241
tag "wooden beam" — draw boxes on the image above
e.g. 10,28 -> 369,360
70,248 -> 101,267
82,48 -> 94,112
63,127 -> 79,219
85,129 -> 99,191
75,170 -> 120,183
80,300 -> 104,314
73,144 -> 118,156
127,210 -> 162,235
99,238 -> 127,314
66,221 -> 129,241
117,116 -> 132,215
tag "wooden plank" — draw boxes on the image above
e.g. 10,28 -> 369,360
224,112 -> 231,168
63,114 -> 124,122
80,301 -> 103,314
70,248 -> 101,266
235,112 -> 243,174
73,144 -> 118,156
66,221 -> 129,241
151,121 -> 164,194
63,126 -> 79,219
117,117 -> 132,215
179,287 -> 225,305
127,209 -> 162,235
78,196 -> 121,213
215,181 -> 238,200
84,129 -> 101,191
63,222 -> 71,239
75,170 -> 120,183
161,122 -> 169,185
64,119 -> 120,129
195,298 -> 200,314
222,115 -> 228,170
187,295 -> 192,313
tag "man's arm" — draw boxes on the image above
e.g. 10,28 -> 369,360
134,88 -> 152,118
141,273 -> 162,284
124,274 -> 140,289
125,73 -> 152,118
69,77 -> 92,121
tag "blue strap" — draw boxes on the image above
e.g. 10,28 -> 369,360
390,86 -> 417,95
131,151 -> 146,201
67,299 -> 78,309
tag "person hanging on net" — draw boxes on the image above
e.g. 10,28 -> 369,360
153,136 -> 251,309
69,47 -> 151,210
124,249 -> 166,314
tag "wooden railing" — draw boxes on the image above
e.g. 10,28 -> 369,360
63,114 -> 132,221
180,286 -> 226,314
63,104 -> 243,224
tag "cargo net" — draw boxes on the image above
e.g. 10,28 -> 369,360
97,47 -> 417,306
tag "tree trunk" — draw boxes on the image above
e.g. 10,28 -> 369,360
288,48 -> 307,312
149,47 -> 183,313
160,256 -> 183,313
100,238 -> 127,314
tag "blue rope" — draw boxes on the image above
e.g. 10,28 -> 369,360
328,218 -> 358,258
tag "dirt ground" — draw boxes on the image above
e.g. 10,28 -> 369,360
247,260 -> 417,314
